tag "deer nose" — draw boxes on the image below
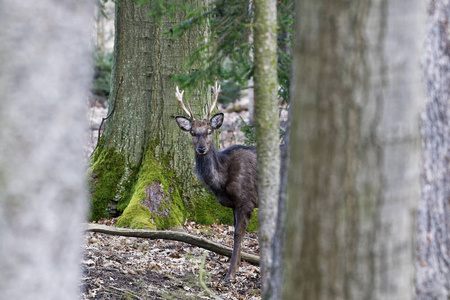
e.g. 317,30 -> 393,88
197,147 -> 206,154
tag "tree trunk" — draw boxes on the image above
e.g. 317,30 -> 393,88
254,0 -> 280,296
268,123 -> 289,300
90,0 -> 238,229
416,1 -> 450,298
0,1 -> 92,299
284,0 -> 425,299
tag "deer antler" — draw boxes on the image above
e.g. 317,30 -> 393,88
175,86 -> 195,120
208,80 -> 221,119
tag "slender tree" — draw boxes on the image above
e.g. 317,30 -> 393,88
254,0 -> 280,296
0,0 -> 92,298
416,0 -> 450,297
284,0 -> 425,299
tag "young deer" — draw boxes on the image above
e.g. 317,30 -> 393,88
174,82 -> 258,280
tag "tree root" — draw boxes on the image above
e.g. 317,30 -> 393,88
85,224 -> 260,266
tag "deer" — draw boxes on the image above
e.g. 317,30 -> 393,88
174,81 -> 258,280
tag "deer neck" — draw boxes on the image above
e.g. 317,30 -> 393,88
195,144 -> 224,191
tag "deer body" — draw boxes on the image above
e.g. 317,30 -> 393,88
196,144 -> 257,209
174,83 -> 258,280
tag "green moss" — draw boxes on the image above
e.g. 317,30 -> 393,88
89,147 -> 127,221
115,202 -> 155,229
116,145 -> 186,229
247,208 -> 258,232
186,186 -> 233,225
116,171 -> 137,212
186,185 -> 259,232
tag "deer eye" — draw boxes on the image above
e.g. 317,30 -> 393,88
207,129 -> 213,135
190,131 -> 196,137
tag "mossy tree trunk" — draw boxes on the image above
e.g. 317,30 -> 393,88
253,0 -> 280,296
90,0 -> 236,229
284,0 -> 425,299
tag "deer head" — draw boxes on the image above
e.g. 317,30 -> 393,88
175,81 -> 224,155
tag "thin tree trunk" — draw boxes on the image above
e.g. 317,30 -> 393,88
268,123 -> 289,300
0,1 -> 92,298
416,1 -> 450,297
284,0 -> 425,299
254,0 -> 280,296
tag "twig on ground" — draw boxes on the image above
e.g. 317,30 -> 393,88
199,252 -> 222,300
103,285 -> 142,300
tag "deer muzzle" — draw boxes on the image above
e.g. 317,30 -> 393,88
197,146 -> 206,155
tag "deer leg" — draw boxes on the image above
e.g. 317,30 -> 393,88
225,208 -> 252,280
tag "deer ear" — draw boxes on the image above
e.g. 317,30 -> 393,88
210,113 -> 224,130
175,116 -> 192,132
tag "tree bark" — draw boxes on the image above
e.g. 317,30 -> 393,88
0,1 -> 92,299
90,0 -> 238,229
104,0 -> 205,168
85,224 -> 260,265
254,0 -> 280,296
284,0 -> 425,299
416,1 -> 450,298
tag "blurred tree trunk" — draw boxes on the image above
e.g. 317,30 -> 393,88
416,1 -> 450,298
284,0 -> 425,299
0,1 -> 92,299
254,0 -> 280,296
90,0 -> 235,229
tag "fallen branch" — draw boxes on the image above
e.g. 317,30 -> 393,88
85,224 -> 260,266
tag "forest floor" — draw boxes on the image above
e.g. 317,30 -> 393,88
81,219 -> 261,300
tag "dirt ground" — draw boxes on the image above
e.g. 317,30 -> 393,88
81,219 -> 261,300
